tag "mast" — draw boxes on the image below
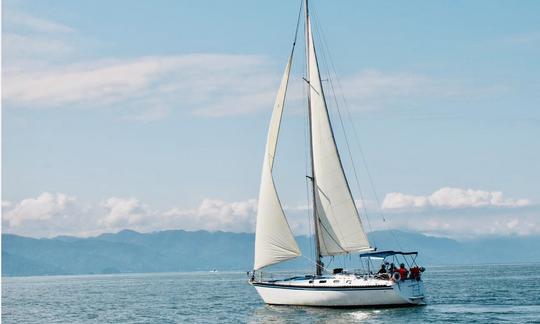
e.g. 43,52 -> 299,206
305,0 -> 323,276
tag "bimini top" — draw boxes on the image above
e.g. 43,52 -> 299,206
358,250 -> 418,258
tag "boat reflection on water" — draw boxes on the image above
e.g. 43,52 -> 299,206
247,302 -> 429,323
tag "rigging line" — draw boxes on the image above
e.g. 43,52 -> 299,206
326,256 -> 334,270
291,0 -> 303,46
310,9 -> 403,251
299,255 -> 332,274
310,8 -> 374,237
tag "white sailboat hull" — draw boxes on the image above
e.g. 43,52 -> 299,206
251,276 -> 425,307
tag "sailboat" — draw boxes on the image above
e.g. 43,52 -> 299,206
248,0 -> 426,307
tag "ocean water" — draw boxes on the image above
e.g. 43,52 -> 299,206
3,264 -> 540,323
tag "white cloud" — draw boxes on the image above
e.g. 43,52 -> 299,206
3,192 -> 75,227
4,56 -> 508,118
3,9 -> 280,119
3,33 -> 74,58
381,192 -> 429,210
99,197 -> 152,228
3,54 -> 278,119
5,11 -> 74,34
382,187 -> 530,210
162,198 -> 258,233
1,193 -> 258,237
372,208 -> 540,240
2,10 -> 512,120
3,10 -> 76,61
336,69 -> 512,114
373,187 -> 536,239
1,191 -> 537,239
343,70 -> 429,102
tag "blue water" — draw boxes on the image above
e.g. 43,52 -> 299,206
3,264 -> 540,323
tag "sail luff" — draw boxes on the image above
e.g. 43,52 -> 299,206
253,51 -> 301,270
306,15 -> 372,257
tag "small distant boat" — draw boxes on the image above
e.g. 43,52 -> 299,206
210,269 -> 218,273
248,0 -> 426,307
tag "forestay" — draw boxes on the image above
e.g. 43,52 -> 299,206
306,16 -> 372,256
253,51 -> 301,270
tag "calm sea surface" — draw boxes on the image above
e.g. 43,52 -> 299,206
3,264 -> 540,323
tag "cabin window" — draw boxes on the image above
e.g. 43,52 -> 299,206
319,280 -> 327,283
308,280 -> 314,284
346,280 -> 351,284
333,280 -> 340,283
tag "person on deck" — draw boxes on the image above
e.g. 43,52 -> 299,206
410,266 -> 421,280
389,263 -> 396,274
398,263 -> 409,280
377,264 -> 390,279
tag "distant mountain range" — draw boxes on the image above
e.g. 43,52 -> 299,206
2,230 -> 540,276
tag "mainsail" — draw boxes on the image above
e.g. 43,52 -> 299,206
253,51 -> 301,270
306,16 -> 372,256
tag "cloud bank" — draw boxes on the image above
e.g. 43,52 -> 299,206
3,193 -> 75,227
3,10 -> 282,119
382,187 -> 530,210
3,10 -> 511,121
2,187 -> 537,240
2,194 -> 258,238
3,54 -> 279,118
375,187 -> 536,239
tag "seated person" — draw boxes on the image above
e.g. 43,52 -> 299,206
375,264 -> 390,279
398,263 -> 409,280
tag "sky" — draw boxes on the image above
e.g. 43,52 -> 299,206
2,0 -> 539,239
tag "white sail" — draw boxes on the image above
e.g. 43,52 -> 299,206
307,16 -> 372,256
254,52 -> 301,270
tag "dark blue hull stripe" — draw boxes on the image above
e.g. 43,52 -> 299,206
252,282 -> 394,291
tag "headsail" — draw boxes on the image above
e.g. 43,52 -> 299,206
306,16 -> 372,256
253,51 -> 301,270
